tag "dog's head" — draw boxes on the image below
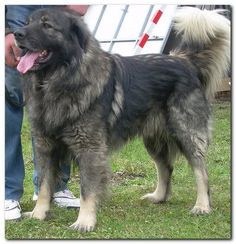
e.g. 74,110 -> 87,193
14,8 -> 89,74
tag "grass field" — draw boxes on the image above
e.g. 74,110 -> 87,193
5,102 -> 231,240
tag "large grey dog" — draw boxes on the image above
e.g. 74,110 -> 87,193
14,7 -> 230,232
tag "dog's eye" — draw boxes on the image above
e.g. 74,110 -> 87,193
42,22 -> 53,29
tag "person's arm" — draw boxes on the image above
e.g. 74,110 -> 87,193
5,6 -> 21,68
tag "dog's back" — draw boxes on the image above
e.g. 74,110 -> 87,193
15,7 -> 230,232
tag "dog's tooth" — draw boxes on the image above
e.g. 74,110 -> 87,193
40,50 -> 48,56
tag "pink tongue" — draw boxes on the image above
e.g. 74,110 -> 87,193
17,51 -> 41,74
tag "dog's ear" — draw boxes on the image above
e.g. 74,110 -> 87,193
67,11 -> 90,52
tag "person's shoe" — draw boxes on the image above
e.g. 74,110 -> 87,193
33,190 -> 80,208
32,192 -> 38,201
5,200 -> 21,221
53,190 -> 80,208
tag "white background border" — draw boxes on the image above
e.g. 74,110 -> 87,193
1,0 -> 234,242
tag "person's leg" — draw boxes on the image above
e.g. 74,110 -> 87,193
5,84 -> 24,201
5,5 -> 45,220
5,66 -> 24,220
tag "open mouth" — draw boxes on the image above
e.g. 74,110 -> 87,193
17,49 -> 53,74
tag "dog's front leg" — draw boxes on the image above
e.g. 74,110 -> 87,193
70,150 -> 110,232
24,175 -> 51,220
70,193 -> 97,232
24,137 -> 56,220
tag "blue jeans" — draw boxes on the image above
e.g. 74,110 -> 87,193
5,5 -> 70,200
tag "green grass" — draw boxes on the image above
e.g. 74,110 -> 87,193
5,102 -> 231,240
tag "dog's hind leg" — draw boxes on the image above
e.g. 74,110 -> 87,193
141,137 -> 177,203
190,159 -> 211,215
178,133 -> 211,215
168,90 -> 212,214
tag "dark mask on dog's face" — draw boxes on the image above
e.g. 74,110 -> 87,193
14,8 -> 89,74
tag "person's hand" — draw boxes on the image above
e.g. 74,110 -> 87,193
5,33 -> 21,68
66,5 -> 89,16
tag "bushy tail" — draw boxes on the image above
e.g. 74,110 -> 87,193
172,7 -> 230,98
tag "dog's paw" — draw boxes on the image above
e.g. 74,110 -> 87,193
23,208 -> 48,220
191,205 -> 211,215
141,192 -> 166,204
70,221 -> 95,232
70,217 -> 96,232
22,211 -> 34,218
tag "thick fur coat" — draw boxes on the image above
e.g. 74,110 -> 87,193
14,7 -> 230,232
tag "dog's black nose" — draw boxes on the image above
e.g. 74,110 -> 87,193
14,29 -> 26,40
